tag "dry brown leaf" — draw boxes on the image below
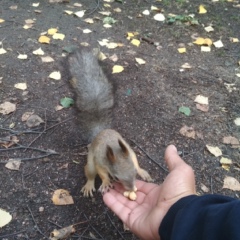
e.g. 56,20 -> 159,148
194,95 -> 209,105
200,183 -> 209,193
0,102 -> 16,115
21,112 -> 34,121
26,114 -> 44,128
0,136 -> 19,148
50,225 -> 75,240
52,189 -> 74,205
196,103 -> 209,112
5,159 -> 21,171
223,176 -> 240,191
223,136 -> 240,148
179,125 -> 196,139
41,56 -> 54,63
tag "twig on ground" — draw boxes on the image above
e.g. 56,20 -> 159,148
130,139 -> 168,173
0,230 -> 26,238
27,206 -> 48,239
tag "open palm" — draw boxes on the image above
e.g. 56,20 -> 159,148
103,145 -> 196,240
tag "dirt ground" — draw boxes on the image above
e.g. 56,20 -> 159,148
0,0 -> 240,239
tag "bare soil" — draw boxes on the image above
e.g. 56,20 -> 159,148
0,0 -> 240,239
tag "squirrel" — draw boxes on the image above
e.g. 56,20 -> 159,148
67,48 -> 153,197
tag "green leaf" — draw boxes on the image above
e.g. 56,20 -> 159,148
60,97 -> 74,108
103,17 -> 117,25
179,106 -> 191,116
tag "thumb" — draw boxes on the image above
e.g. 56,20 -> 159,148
164,145 -> 188,172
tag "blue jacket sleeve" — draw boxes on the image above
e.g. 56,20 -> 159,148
159,194 -> 240,240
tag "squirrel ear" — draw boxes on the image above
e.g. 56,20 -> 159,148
106,145 -> 116,163
118,139 -> 129,156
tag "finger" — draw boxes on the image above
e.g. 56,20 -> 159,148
164,144 -> 189,171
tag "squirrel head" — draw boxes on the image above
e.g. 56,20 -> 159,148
106,139 -> 137,191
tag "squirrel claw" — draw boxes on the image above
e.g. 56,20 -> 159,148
81,181 -> 96,197
98,182 -> 113,194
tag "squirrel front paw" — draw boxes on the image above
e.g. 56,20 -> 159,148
98,181 -> 113,194
81,180 -> 96,197
138,168 -> 153,182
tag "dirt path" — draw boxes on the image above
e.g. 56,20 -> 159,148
0,0 -> 239,239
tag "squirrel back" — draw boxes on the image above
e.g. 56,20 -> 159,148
67,48 -> 114,142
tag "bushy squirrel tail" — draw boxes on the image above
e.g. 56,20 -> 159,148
67,48 -> 114,142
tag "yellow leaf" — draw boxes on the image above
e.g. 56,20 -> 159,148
193,37 -> 205,45
135,58 -> 146,65
206,145 -> 222,157
230,37 -> 239,43
204,38 -> 212,46
131,39 -> 140,47
52,33 -> 65,40
48,28 -> 58,35
199,5 -> 207,14
204,26 -> 214,32
112,65 -> 124,74
52,189 -> 74,205
178,48 -> 186,53
38,35 -> 50,44
220,157 -> 233,165
0,19 -> 5,23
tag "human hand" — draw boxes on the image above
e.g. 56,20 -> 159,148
103,145 -> 196,240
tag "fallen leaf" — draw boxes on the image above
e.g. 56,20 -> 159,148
0,102 -> 16,115
50,225 -> 75,240
0,19 -> 5,23
60,97 -> 74,108
17,54 -> 28,60
213,40 -> 224,48
103,23 -> 112,28
26,114 -> 44,128
142,10 -> 150,15
55,105 -> 64,111
112,65 -> 124,74
178,47 -> 186,53
234,117 -> 240,126
109,54 -> 118,62
52,189 -> 74,205
41,56 -> 54,62
106,42 -> 118,49
204,26 -> 214,32
179,106 -> 191,116
201,46 -> 211,52
181,63 -> 192,69
0,209 -> 12,227
32,2 -> 40,7
74,10 -> 85,18
194,95 -> 209,105
0,136 -> 18,148
73,3 -> 82,7
223,176 -> 240,191
64,10 -> 73,15
5,159 -> 21,171
151,5 -> 160,11
84,18 -> 94,24
135,57 -> 146,65
223,136 -> 240,148
206,145 -> 222,157
114,7 -> 122,13
0,48 -> 7,54
179,125 -> 196,139
193,37 -> 212,46
38,35 -> 51,44
99,11 -> 111,16
200,183 -> 209,193
52,33 -> 65,40
49,71 -> 61,80
22,112 -> 34,121
220,157 -> 233,165
199,5 -> 207,14
196,103 -> 209,112
14,83 -> 27,90
230,37 -> 239,43
33,47 -> 45,55
131,39 -> 140,47
48,28 -> 58,35
154,13 -> 165,21
82,29 -> 92,34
